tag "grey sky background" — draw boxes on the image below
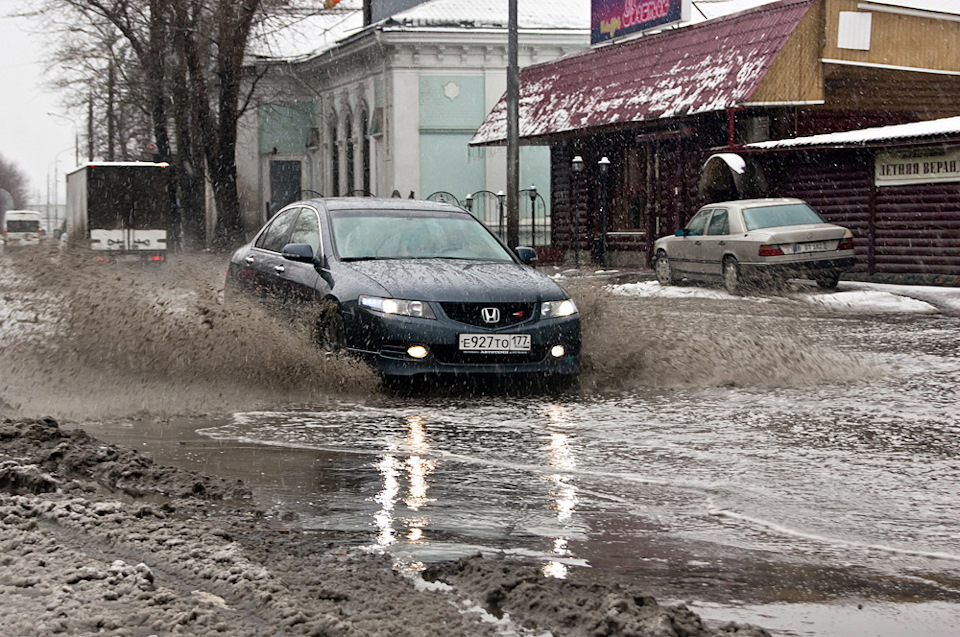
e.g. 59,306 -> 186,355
1,2 -> 76,206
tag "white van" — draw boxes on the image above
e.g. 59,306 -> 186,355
2,210 -> 45,247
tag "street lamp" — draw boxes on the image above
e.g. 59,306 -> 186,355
598,156 -> 611,266
571,155 -> 584,267
528,184 -> 537,251
497,190 -> 505,236
47,112 -> 80,167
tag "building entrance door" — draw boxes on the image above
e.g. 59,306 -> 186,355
270,160 -> 302,215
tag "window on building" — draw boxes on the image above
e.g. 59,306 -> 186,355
361,107 -> 371,194
345,109 -> 355,194
329,116 -> 339,197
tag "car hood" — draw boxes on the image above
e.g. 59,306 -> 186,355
341,259 -> 568,303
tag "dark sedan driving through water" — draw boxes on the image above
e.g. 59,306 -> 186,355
226,198 -> 580,381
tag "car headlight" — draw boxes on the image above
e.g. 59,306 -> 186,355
541,299 -> 578,319
359,295 -> 436,319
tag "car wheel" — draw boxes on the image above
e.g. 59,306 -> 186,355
815,272 -> 840,290
222,274 -> 242,307
654,251 -> 677,286
315,300 -> 346,353
722,257 -> 742,295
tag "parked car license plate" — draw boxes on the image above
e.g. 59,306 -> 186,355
459,333 -> 531,352
794,241 -> 828,253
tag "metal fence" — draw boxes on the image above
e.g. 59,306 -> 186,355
431,189 -> 550,248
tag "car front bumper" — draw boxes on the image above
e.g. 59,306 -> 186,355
344,306 -> 581,378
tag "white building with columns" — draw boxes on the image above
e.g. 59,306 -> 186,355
237,0 -> 590,243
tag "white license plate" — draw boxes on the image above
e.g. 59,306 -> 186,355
794,241 -> 828,253
458,333 -> 531,353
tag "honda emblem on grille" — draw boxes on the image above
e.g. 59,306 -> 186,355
481,307 -> 500,324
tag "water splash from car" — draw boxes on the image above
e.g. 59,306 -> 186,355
0,250 -> 876,421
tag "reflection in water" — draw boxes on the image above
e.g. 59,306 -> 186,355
373,451 -> 401,548
542,404 -> 579,579
372,414 -> 436,555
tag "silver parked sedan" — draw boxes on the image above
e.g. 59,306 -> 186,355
653,198 -> 856,294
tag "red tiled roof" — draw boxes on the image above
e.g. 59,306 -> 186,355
471,0 -> 814,145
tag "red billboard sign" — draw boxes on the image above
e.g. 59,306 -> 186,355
591,0 -> 691,45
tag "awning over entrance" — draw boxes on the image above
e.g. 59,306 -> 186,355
699,153 -> 768,201
471,0 -> 814,145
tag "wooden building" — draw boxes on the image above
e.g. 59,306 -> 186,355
471,0 -> 960,271
743,117 -> 960,281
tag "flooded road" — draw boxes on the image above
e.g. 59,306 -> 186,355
2,251 -> 960,635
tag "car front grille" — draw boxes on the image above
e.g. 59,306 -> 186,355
439,302 -> 535,329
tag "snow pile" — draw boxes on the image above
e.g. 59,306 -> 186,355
608,280 -> 945,314
804,289 -> 939,314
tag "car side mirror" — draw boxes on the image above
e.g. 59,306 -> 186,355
674,229 -> 686,237
514,246 -> 538,265
280,243 -> 315,262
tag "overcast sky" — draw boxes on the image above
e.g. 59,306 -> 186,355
0,2 -> 77,206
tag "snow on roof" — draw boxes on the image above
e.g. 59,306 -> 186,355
471,0 -> 814,145
247,1 -> 365,63
382,0 -> 590,30
860,0 -> 960,17
747,116 -> 960,149
692,0 -> 782,20
247,0 -> 590,64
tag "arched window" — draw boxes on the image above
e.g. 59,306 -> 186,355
361,105 -> 371,195
345,107 -> 355,194
328,112 -> 339,197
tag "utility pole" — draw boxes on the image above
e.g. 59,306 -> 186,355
506,0 -> 520,249
87,93 -> 95,161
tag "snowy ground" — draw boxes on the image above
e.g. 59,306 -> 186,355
605,278 -> 960,316
0,418 -> 772,637
3,251 -> 957,636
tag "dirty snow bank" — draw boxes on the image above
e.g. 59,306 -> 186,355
1,418 -> 772,636
607,280 -> 943,314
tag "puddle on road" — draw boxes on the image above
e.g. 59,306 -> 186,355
3,251 -> 958,636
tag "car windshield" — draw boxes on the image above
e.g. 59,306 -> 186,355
742,203 -> 825,231
331,210 -> 513,261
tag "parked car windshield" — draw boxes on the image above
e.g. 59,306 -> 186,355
331,210 -> 513,261
742,203 -> 825,231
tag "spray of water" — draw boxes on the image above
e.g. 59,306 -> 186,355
0,248 -> 378,420
564,278 -> 878,393
0,251 -> 876,420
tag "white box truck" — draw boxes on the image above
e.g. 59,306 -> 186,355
65,162 -> 170,262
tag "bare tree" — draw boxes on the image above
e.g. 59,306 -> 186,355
36,0 -> 271,250
0,154 -> 32,208
173,0 -> 265,250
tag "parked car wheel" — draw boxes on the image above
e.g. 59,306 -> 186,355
815,272 -> 840,290
654,251 -> 678,286
722,257 -> 742,295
